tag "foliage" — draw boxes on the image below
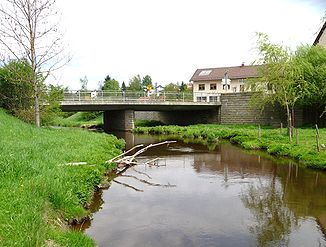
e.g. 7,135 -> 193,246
250,33 -> 308,135
134,124 -> 326,169
101,75 -> 120,91
0,109 -> 123,246
52,112 -> 103,128
142,75 -> 152,87
0,0 -> 70,128
294,45 -> 326,115
135,119 -> 165,127
41,84 -> 67,125
0,60 -> 34,122
121,81 -> 127,92
128,74 -> 143,91
164,82 -> 180,92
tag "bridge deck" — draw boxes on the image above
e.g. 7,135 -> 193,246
61,90 -> 221,111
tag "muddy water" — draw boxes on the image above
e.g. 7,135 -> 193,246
84,133 -> 326,247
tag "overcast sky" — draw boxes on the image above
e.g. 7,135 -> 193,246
55,0 -> 325,90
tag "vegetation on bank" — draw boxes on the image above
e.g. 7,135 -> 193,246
52,112 -> 103,128
0,109 -> 124,246
134,124 -> 326,169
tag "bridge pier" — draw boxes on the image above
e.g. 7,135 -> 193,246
103,110 -> 135,131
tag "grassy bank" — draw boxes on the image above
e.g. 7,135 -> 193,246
134,124 -> 326,169
0,109 -> 124,246
52,112 -> 103,128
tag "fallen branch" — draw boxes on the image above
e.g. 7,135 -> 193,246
106,144 -> 144,164
121,174 -> 176,188
106,140 -> 176,170
58,162 -> 95,167
113,179 -> 143,192
132,168 -> 152,179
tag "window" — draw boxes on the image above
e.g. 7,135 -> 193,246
210,83 -> 217,90
233,87 -> 237,92
197,96 -> 207,102
209,96 -> 218,102
240,85 -> 245,92
222,84 -> 230,90
199,70 -> 212,76
198,84 -> 205,91
238,79 -> 245,84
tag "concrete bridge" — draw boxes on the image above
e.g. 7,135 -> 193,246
61,90 -> 221,131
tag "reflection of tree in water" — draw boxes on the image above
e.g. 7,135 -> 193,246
241,174 -> 298,247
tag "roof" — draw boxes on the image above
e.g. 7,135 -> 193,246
190,65 -> 261,82
314,21 -> 326,45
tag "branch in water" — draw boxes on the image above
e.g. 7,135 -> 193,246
121,174 -> 176,188
113,179 -> 144,192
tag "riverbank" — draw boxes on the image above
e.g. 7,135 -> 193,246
134,124 -> 326,169
0,109 -> 124,246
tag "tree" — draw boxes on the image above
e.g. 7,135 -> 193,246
142,75 -> 152,88
101,75 -> 120,91
0,60 -> 34,122
128,74 -> 142,91
121,81 -> 126,92
249,33 -> 307,138
0,0 -> 69,127
293,45 -> 326,118
79,76 -> 88,91
164,82 -> 180,92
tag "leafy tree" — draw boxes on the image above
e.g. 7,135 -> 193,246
121,81 -> 127,92
250,33 -> 307,137
41,84 -> 67,124
0,60 -> 34,122
293,45 -> 326,118
128,74 -> 142,91
0,0 -> 70,127
164,82 -> 180,92
142,75 -> 152,87
101,75 -> 120,91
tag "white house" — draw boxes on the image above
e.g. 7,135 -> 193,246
190,64 -> 261,102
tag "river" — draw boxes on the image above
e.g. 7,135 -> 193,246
81,132 -> 326,247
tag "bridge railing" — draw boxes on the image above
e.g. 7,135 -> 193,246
63,90 -> 199,103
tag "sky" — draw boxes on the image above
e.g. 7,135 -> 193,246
54,0 -> 326,90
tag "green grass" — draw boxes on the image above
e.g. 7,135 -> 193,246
134,124 -> 326,169
52,112 -> 103,128
0,109 -> 124,246
135,119 -> 165,127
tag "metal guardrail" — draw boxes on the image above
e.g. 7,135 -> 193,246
63,90 -> 221,103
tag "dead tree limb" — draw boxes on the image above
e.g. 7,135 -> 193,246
113,179 -> 143,192
106,141 -> 176,170
121,174 -> 176,188
132,168 -> 152,179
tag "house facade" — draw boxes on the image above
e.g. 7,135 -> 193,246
190,64 -> 260,102
314,21 -> 326,48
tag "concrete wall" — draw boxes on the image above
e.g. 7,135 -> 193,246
220,92 -> 287,126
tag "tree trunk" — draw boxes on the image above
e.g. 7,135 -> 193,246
34,94 -> 40,128
286,104 -> 292,140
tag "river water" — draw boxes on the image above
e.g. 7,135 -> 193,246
82,132 -> 326,247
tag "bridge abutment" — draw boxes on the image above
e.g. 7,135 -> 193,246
103,110 -> 135,131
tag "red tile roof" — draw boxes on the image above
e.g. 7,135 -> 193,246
190,65 -> 261,82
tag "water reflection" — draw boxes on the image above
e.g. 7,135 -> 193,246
85,135 -> 326,247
